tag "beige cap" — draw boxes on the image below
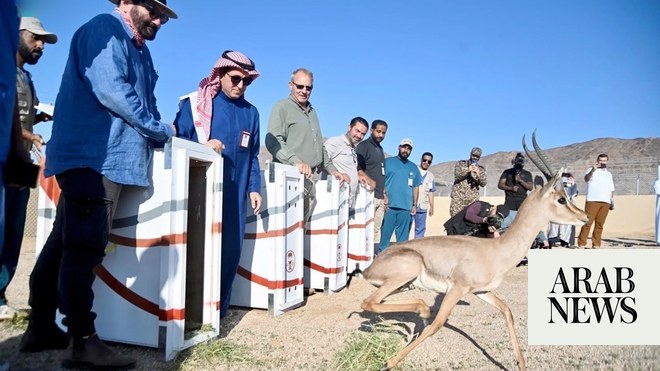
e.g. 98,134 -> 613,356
19,17 -> 57,44
399,138 -> 413,148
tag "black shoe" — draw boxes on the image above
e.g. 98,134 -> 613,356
62,334 -> 136,370
19,321 -> 70,353
517,257 -> 528,267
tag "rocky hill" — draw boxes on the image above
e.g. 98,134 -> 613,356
258,137 -> 660,196
428,137 -> 660,196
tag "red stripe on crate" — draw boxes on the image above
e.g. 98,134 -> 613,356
305,228 -> 338,235
347,253 -> 372,262
212,222 -> 222,234
108,232 -> 187,248
244,221 -> 304,239
236,266 -> 304,289
303,259 -> 345,274
94,265 -> 185,321
40,171 -> 61,206
348,217 -> 374,229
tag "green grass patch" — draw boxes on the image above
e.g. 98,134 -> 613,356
175,338 -> 257,370
333,320 -> 406,371
7,311 -> 29,331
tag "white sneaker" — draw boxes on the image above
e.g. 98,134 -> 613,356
0,304 -> 18,320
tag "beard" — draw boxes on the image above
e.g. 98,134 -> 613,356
372,134 -> 383,143
398,151 -> 409,160
130,8 -> 159,40
18,43 -> 41,65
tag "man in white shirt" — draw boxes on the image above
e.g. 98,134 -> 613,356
577,153 -> 615,248
323,117 -> 370,208
413,152 -> 435,238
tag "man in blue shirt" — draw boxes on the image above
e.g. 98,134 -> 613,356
21,1 -> 178,369
379,138 -> 422,252
175,50 -> 262,319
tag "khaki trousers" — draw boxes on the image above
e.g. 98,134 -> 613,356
577,201 -> 610,247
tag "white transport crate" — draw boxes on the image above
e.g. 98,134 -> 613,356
304,178 -> 349,293
231,162 -> 305,316
36,137 -> 223,361
347,184 -> 375,272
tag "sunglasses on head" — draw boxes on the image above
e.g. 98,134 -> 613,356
139,1 -> 169,24
291,82 -> 313,92
228,74 -> 252,87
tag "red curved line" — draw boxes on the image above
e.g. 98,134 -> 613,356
348,217 -> 374,229
244,220 -> 303,239
108,232 -> 187,248
347,253 -> 372,262
236,266 -> 303,289
305,228 -> 338,236
303,259 -> 345,274
94,265 -> 185,321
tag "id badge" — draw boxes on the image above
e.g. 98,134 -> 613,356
240,130 -> 250,148
381,163 -> 385,176
408,172 -> 413,187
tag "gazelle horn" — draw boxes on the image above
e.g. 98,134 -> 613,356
522,131 -> 553,180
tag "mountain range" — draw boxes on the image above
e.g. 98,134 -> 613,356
258,137 -> 660,196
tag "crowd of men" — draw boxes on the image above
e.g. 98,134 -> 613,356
0,1 -> 616,370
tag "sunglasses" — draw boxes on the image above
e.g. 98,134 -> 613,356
291,82 -> 313,92
228,74 -> 253,87
422,159 -> 432,164
141,1 -> 169,24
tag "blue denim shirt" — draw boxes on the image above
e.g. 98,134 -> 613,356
45,12 -> 173,186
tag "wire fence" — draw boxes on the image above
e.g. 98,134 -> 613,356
21,159 -> 660,237
434,158 -> 660,197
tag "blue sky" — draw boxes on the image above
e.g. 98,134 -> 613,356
18,0 -> 660,163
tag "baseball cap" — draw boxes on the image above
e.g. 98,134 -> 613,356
19,17 -> 57,44
399,138 -> 413,147
108,0 -> 178,19
471,147 -> 482,156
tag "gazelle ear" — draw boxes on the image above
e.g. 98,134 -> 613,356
541,167 -> 565,196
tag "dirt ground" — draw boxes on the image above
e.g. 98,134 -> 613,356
1,235 -> 659,371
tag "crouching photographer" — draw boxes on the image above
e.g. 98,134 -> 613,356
444,200 -> 509,238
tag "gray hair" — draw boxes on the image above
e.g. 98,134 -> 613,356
291,67 -> 313,81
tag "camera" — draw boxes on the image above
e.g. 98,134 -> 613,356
485,215 -> 503,229
599,163 -> 607,169
470,159 -> 479,166
561,177 -> 569,184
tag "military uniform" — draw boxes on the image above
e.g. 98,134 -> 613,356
449,159 -> 487,217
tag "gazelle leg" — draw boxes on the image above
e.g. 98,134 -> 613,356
383,285 -> 469,371
474,291 -> 526,371
361,280 -> 431,318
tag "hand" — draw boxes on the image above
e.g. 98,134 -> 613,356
330,171 -> 346,184
205,139 -> 224,153
31,133 -> 45,151
250,192 -> 262,215
40,112 -> 53,122
410,205 -> 417,216
488,225 -> 497,233
295,162 -> 312,178
358,174 -> 376,191
514,174 -> 522,183
428,204 -> 434,217
511,185 -> 519,192
383,194 -> 389,212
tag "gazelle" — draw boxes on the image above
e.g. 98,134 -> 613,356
358,134 -> 588,370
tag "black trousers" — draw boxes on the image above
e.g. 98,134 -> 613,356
28,168 -> 122,337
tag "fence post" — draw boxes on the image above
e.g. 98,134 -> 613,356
636,175 -> 640,196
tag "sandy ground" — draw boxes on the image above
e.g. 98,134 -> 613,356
1,235 -> 659,371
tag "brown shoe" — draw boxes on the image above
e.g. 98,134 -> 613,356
19,321 -> 70,353
62,334 -> 136,370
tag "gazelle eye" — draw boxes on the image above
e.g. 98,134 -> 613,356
558,197 -> 567,205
